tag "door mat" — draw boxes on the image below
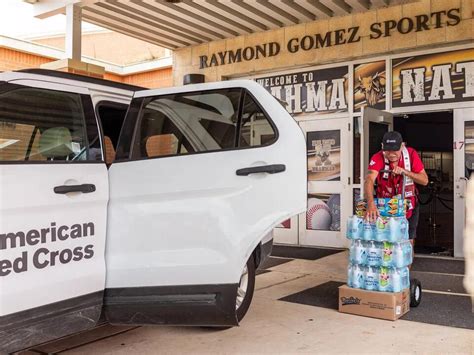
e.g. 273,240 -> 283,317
412,257 -> 464,275
279,281 -> 474,330
410,271 -> 467,294
272,245 -> 345,260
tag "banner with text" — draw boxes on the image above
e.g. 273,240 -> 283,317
392,48 -> 474,108
256,66 -> 349,115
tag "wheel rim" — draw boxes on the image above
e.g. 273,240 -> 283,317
415,285 -> 421,301
236,264 -> 249,310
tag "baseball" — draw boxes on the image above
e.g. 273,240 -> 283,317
306,197 -> 332,230
327,194 -> 341,231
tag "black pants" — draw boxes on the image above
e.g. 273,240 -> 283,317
408,203 -> 420,239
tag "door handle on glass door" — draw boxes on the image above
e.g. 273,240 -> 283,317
456,177 -> 468,198
54,184 -> 96,194
236,164 -> 286,176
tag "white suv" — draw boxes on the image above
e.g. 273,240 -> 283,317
0,69 -> 306,352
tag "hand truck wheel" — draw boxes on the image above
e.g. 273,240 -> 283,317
410,278 -> 422,307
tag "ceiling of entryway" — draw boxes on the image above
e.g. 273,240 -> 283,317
30,0 -> 416,49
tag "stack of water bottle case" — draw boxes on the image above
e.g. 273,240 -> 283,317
346,197 -> 413,293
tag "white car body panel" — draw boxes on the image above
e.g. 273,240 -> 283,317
0,72 -> 306,351
106,80 -> 306,288
0,164 -> 108,316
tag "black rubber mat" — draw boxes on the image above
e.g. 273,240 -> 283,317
411,257 -> 464,275
279,281 -> 473,330
401,292 -> 474,329
410,271 -> 467,294
272,245 -> 344,260
414,245 -> 451,255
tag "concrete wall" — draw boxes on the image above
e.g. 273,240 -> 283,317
173,0 -> 473,86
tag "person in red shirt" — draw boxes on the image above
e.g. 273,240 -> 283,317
364,131 -> 429,244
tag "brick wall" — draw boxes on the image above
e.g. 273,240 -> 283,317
0,48 -> 53,71
0,47 -> 173,89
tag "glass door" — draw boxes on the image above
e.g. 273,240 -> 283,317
453,108 -> 474,258
298,118 -> 349,248
362,107 -> 394,180
273,215 -> 298,245
360,107 -> 394,197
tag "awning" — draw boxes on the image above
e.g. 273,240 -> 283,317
30,0 -> 413,50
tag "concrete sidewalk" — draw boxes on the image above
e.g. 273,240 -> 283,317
25,251 -> 474,354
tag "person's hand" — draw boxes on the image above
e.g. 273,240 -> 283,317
392,166 -> 406,175
365,203 -> 379,222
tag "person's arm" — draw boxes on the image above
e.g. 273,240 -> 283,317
392,148 -> 429,186
405,168 -> 429,186
364,170 -> 380,221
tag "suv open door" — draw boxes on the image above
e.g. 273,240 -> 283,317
105,80 -> 306,326
0,75 -> 108,352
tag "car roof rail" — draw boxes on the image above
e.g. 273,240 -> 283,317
15,68 -> 146,91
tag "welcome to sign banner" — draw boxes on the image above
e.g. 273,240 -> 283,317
392,48 -> 474,108
255,66 -> 349,115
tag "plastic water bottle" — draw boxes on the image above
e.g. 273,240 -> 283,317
355,216 -> 364,239
391,268 -> 402,292
392,242 -> 405,268
352,264 -> 365,289
398,217 -> 410,242
392,242 -> 414,268
387,218 -> 398,242
400,266 -> 410,290
347,263 -> 353,287
389,217 -> 409,242
391,267 -> 410,292
364,266 -> 379,291
347,215 -> 363,240
403,241 -> 413,265
350,240 -> 367,265
378,266 -> 392,292
346,217 -> 353,239
366,241 -> 381,267
375,217 -> 389,241
362,221 -> 376,241
381,241 -> 394,267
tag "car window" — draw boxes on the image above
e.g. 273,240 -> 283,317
132,89 -> 241,159
128,88 -> 277,160
0,86 -> 100,162
239,92 -> 276,147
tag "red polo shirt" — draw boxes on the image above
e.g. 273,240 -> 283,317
368,147 -> 424,218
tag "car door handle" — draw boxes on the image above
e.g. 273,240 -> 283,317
236,164 -> 286,176
54,184 -> 96,194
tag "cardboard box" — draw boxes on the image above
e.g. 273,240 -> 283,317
338,285 -> 410,321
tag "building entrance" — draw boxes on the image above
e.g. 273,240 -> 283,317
394,111 -> 454,256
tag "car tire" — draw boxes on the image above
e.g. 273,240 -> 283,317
236,255 -> 256,322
